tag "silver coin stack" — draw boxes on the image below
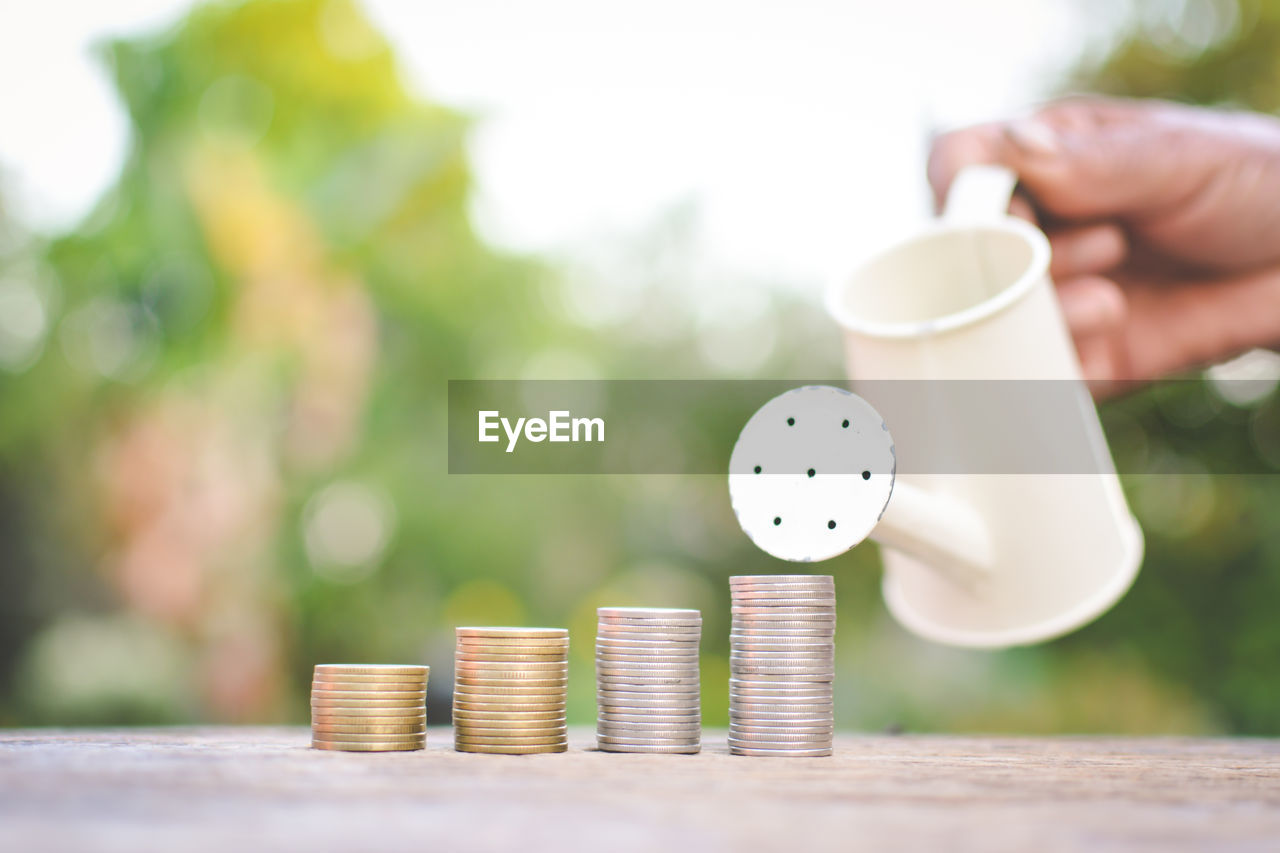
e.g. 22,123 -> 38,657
729,575 -> 835,757
596,607 -> 702,754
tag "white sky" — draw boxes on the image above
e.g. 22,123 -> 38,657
0,0 -> 1100,287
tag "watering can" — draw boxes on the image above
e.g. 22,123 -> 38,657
728,165 -> 1143,648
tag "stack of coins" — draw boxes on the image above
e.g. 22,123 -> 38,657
453,628 -> 569,754
729,575 -> 835,757
596,607 -> 702,754
310,664 -> 429,752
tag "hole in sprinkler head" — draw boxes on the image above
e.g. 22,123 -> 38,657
842,419 -> 849,428
773,517 -> 782,526
827,520 -> 836,530
862,470 -> 871,480
786,417 -> 795,426
753,465 -> 762,474
807,468 -> 815,478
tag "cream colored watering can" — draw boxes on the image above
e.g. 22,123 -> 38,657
728,165 -> 1143,648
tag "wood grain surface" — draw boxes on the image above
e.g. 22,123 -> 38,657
1,727 -> 1277,852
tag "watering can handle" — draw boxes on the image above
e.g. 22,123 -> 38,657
943,165 -> 1018,224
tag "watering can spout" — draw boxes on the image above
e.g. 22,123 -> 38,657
873,482 -> 993,589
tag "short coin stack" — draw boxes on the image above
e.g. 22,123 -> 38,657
453,627 -> 569,754
729,575 -> 835,757
596,607 -> 702,754
311,664 -> 429,751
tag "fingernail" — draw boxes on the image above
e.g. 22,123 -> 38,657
1004,120 -> 1060,157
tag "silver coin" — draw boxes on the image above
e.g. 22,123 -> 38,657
597,742 -> 701,754
597,607 -> 700,619
596,622 -> 701,635
731,603 -> 835,614
729,678 -> 833,691
728,744 -> 832,757
598,616 -> 702,627
730,587 -> 834,597
727,731 -> 834,744
731,702 -> 834,714
597,722 -> 702,736
730,652 -> 833,664
595,640 -> 700,652
730,726 -> 834,737
596,650 -> 701,666
595,659 -> 700,671
597,683 -> 699,695
597,712 -> 701,724
729,714 -> 834,725
596,667 -> 700,680
730,574 -> 833,584
730,627 -> 836,636
730,614 -> 836,624
731,641 -> 836,652
597,734 -> 701,746
596,676 -> 699,688
729,713 -> 834,725
730,627 -> 836,638
730,691 -> 833,703
599,700 -> 701,712
730,663 -> 835,674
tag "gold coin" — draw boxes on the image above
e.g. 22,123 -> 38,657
453,742 -> 567,755
453,732 -> 568,742
454,678 -> 568,690
452,700 -> 565,713
451,710 -> 567,723
311,696 -> 426,708
454,660 -> 568,672
309,686 -> 424,696
454,652 -> 567,663
311,713 -> 427,725
311,704 -> 426,716
312,676 -> 427,686
312,730 -> 427,744
311,739 -> 425,752
452,686 -> 567,698
456,628 -> 568,639
314,664 -> 428,677
453,722 -> 568,732
311,722 -> 425,735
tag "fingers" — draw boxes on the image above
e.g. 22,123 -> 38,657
1057,275 -> 1128,338
1049,223 -> 1127,279
1057,275 -> 1128,389
930,97 -> 1189,221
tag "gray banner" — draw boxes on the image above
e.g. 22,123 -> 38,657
446,379 -> 1280,475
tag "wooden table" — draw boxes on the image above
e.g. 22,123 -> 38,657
1,728 -> 1277,851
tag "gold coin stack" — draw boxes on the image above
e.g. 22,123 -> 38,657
310,664 -> 429,752
453,627 -> 569,754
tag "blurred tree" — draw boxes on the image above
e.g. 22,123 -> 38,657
1058,0 -> 1280,734
1,0 -> 852,727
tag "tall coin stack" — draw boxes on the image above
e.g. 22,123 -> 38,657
596,607 -> 702,754
453,627 -> 569,754
729,575 -> 835,757
310,664 -> 429,752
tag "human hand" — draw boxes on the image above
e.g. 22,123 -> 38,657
928,97 -> 1280,387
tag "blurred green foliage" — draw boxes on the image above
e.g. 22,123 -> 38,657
0,0 -> 1277,734
1062,0 -> 1280,734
